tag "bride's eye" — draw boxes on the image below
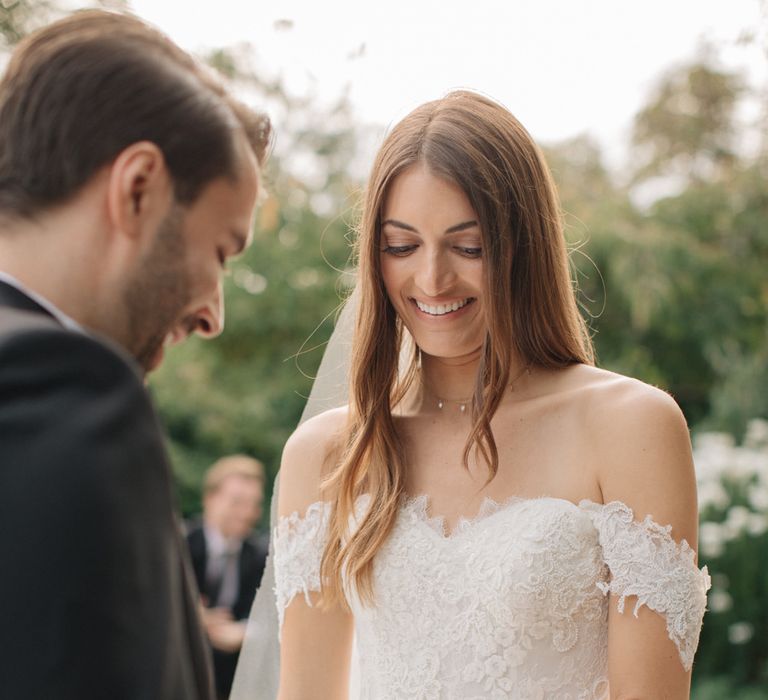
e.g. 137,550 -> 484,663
456,246 -> 482,258
382,245 -> 417,257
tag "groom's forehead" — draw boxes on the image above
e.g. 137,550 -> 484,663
179,155 -> 259,247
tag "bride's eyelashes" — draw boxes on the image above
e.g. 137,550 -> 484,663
380,244 -> 483,258
382,244 -> 418,256
456,246 -> 482,258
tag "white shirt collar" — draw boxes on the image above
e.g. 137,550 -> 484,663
0,270 -> 84,333
203,522 -> 241,558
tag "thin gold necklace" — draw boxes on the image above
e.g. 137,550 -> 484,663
431,364 -> 531,412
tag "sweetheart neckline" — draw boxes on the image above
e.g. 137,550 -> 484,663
281,492 -> 617,541
398,492 -> 598,540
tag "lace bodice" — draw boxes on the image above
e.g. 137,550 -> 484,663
274,494 -> 711,699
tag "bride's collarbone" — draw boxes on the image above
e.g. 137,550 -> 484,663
393,388 -> 604,514
399,431 -> 601,516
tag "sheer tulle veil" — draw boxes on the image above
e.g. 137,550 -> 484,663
229,286 -> 359,700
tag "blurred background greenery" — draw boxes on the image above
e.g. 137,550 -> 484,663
2,0 -> 766,693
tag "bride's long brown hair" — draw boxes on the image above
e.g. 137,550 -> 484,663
318,90 -> 594,609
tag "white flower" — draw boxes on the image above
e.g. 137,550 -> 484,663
748,484 -> 768,512
709,589 -> 733,613
698,480 -> 730,510
723,452 -> 758,480
728,622 -> 754,645
695,432 -> 735,451
694,428 -> 768,491
747,513 -> 768,537
699,521 -> 726,558
724,505 -> 751,538
745,418 -> 768,449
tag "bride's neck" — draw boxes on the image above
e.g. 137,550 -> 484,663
409,349 -> 531,414
419,351 -> 480,405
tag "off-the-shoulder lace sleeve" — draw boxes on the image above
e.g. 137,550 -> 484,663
273,500 -> 331,635
580,500 -> 712,671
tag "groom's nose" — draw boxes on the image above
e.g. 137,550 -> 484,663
191,283 -> 224,339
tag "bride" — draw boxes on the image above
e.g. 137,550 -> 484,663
234,90 -> 710,699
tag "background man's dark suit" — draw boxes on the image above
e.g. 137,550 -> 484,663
187,523 -> 267,698
0,280 -> 215,699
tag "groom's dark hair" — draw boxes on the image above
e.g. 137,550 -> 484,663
0,10 -> 271,219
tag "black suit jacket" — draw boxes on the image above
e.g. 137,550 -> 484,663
186,524 -> 267,697
0,281 -> 215,700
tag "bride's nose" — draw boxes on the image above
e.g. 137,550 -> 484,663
414,248 -> 456,297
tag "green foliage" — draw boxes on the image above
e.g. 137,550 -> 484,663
0,0 -> 57,46
631,54 -> 744,183
0,0 -> 127,49
692,677 -> 768,700
547,60 -> 767,431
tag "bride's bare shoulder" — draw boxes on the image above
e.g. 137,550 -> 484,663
555,365 -> 686,439
277,406 -> 349,518
565,365 -> 682,420
565,365 -> 696,533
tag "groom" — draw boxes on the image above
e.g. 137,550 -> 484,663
0,10 -> 270,700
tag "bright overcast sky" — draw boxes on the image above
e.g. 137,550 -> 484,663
130,0 -> 766,167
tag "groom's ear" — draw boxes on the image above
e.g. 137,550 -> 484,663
105,141 -> 174,243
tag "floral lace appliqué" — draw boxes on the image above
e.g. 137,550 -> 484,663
580,499 -> 712,671
272,500 -> 331,636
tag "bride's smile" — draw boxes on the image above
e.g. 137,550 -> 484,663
411,296 -> 475,317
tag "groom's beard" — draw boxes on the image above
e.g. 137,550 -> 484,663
123,206 -> 192,373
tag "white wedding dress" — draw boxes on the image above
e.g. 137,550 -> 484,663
274,491 -> 711,700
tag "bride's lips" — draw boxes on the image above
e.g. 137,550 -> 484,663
410,297 -> 476,320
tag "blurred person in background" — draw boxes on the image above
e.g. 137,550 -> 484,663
0,10 -> 269,700
187,455 -> 269,699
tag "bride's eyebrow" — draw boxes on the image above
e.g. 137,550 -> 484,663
381,219 -> 479,234
445,220 -> 479,234
381,219 -> 417,232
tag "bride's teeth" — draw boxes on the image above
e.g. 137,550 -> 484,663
415,298 -> 471,316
